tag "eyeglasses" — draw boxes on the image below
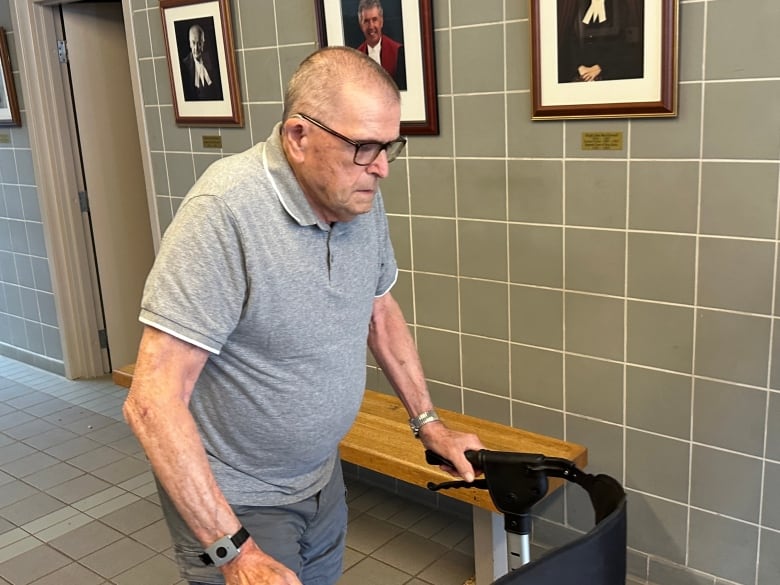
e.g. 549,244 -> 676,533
294,113 -> 406,166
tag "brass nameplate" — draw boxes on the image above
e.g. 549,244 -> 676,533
202,135 -> 223,149
581,132 -> 623,151
0,134 -> 11,144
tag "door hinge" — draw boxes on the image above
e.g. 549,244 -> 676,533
78,190 -> 89,213
57,39 -> 68,64
98,329 -> 108,349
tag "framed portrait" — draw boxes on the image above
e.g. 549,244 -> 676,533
315,0 -> 439,135
160,0 -> 243,126
530,0 -> 678,120
0,28 -> 21,127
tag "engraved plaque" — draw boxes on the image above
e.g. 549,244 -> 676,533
581,132 -> 623,151
0,134 -> 11,144
202,135 -> 223,149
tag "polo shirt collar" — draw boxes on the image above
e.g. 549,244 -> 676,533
263,123 -> 330,230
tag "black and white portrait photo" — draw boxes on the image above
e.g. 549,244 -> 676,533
174,17 -> 224,101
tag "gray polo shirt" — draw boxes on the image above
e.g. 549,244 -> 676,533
139,124 -> 398,505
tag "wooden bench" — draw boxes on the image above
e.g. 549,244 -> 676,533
113,364 -> 587,584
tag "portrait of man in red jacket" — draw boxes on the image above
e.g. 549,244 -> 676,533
354,0 -> 407,90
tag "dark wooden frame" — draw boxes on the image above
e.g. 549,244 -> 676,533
315,0 -> 439,135
530,0 -> 678,120
160,0 -> 243,126
0,28 -> 21,127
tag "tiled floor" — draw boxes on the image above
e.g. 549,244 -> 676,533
0,355 -> 475,585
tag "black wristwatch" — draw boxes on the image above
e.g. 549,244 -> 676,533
199,526 -> 250,567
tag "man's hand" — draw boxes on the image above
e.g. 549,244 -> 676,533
418,422 -> 484,483
220,540 -> 302,585
577,64 -> 602,81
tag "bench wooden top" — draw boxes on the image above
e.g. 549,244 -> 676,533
113,365 -> 587,513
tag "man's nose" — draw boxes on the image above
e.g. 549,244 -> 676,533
367,150 -> 390,178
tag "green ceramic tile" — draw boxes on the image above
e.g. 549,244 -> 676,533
507,93 -> 565,158
565,228 -> 625,296
132,11 -> 152,60
627,233 -> 696,304
237,0 -> 277,49
432,0 -> 449,29
244,49 -> 283,102
456,159 -> 506,220
164,152 -> 195,197
427,380 -> 462,412
763,462 -> 780,531
276,0 -> 317,45
693,379 -> 766,457
434,29 -> 451,96
626,492 -> 687,564
565,293 -> 623,361
159,106 -> 191,151
508,224 -> 563,288
463,389 -> 510,425
220,117 -> 254,154
153,56 -> 173,106
765,391 -> 780,459
387,215 -> 411,270
679,2 -> 704,83
630,84 -> 702,159
565,160 -> 626,228
697,237 -> 774,314
690,511 -> 761,584
458,219 -> 507,281
648,559 -> 716,585
247,104 -> 284,146
695,309 -> 770,387
459,278 -> 508,339
392,270 -> 414,320
411,217 -> 457,274
510,285 -> 562,350
453,94 -> 506,157
137,59 -> 158,106
409,158 -> 455,217
702,81 -> 780,160
413,273 -> 459,330
566,415 -> 622,478
416,327 -> 461,386
510,344 -> 562,409
627,300 -> 693,374
759,528 -> 780,585
147,7 -> 165,58
407,96 -> 454,157
626,366 -> 692,440
381,161 -> 410,215
706,0 -> 780,79
511,401 -> 563,439
700,162 -> 778,239
626,430 -> 690,502
506,20 -> 530,92
508,159 -> 563,223
461,336 -> 509,397
690,446 -> 762,524
628,161 -> 699,233
451,24 -> 504,94
565,355 -> 622,423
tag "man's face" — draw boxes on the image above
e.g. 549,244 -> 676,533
189,28 -> 204,60
293,85 -> 401,224
359,7 -> 383,47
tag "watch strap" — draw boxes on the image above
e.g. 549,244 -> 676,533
199,526 -> 250,567
409,409 -> 440,438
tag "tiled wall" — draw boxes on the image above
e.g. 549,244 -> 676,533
127,0 -> 780,584
0,0 -> 63,374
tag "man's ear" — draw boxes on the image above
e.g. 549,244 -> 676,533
282,118 -> 307,163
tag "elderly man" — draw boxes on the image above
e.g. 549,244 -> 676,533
123,46 -> 482,585
180,23 -> 223,100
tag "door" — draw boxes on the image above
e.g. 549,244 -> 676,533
61,1 -> 155,370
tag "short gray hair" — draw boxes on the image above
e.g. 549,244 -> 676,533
357,0 -> 383,19
282,46 -> 398,121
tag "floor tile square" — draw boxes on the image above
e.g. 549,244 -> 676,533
22,463 -> 84,491
43,436 -> 101,461
67,446 -> 124,472
46,474 -> 112,505
28,562 -> 105,585
48,520 -> 124,560
99,498 -> 162,535
80,537 -> 155,578
337,556 -> 410,585
2,452 -> 60,480
111,553 -> 180,585
0,493 -> 66,527
91,456 -> 150,484
0,544 -> 71,585
21,428 -> 79,451
130,518 -> 172,552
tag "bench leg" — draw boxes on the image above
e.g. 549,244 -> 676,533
472,508 -> 508,585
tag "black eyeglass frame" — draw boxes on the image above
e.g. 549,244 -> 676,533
294,113 -> 407,166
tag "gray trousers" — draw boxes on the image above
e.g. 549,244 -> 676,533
156,464 -> 348,585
